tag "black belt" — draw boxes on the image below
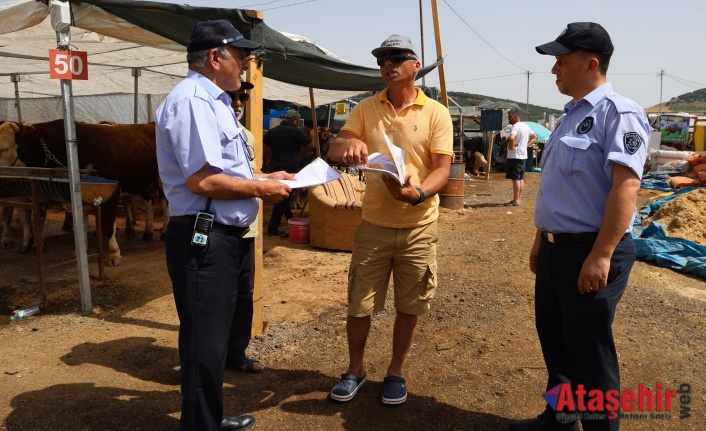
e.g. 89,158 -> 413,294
542,231 -> 599,245
542,231 -> 631,245
171,215 -> 249,238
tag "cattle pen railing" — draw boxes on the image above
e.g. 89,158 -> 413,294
0,166 -> 118,306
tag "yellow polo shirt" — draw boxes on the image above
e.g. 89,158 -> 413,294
341,88 -> 453,228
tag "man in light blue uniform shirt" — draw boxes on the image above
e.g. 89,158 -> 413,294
156,20 -> 293,431
509,23 -> 649,431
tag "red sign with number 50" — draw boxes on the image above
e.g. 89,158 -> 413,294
49,49 -> 88,80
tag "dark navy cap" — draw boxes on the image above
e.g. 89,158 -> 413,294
535,22 -> 614,56
187,19 -> 262,54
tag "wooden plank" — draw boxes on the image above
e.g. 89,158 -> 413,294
245,10 -> 264,20
246,54 -> 266,337
0,167 -> 95,179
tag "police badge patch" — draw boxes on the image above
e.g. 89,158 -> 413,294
576,117 -> 594,134
623,132 -> 642,154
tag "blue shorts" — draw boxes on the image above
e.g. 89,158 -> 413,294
505,158 -> 526,180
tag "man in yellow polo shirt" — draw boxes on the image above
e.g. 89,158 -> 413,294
327,34 -> 453,405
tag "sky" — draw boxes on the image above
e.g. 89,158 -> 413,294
5,0 -> 706,112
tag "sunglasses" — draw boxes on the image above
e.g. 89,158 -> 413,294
227,92 -> 250,103
376,53 -> 418,66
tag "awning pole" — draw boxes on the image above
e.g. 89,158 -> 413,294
309,87 -> 321,158
431,0 -> 449,108
132,67 -> 141,124
485,130 -> 493,180
246,50 -> 266,337
11,74 -> 22,123
147,94 -> 153,123
57,28 -> 92,314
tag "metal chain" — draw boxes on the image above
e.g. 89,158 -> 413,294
41,138 -> 67,168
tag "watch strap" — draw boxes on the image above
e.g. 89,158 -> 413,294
411,187 -> 425,206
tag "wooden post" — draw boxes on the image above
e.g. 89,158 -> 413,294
30,181 -> 47,306
309,87 -> 321,158
246,51 -> 266,337
485,130 -> 494,180
430,0 -> 449,108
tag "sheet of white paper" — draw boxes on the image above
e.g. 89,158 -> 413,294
351,134 -> 406,186
357,152 -> 403,186
383,133 -> 406,180
274,157 -> 342,189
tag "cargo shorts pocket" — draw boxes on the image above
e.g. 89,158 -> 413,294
418,261 -> 437,301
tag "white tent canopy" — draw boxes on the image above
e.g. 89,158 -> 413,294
0,0 -> 364,123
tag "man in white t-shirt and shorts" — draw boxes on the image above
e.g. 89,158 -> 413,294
505,108 -> 537,206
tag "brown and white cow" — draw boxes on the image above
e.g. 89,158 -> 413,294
14,120 -> 162,266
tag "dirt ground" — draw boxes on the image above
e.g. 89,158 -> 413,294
0,172 -> 704,431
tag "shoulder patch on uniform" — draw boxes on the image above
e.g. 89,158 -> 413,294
623,132 -> 642,154
576,117 -> 594,134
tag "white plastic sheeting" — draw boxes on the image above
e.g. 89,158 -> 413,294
0,0 -> 364,122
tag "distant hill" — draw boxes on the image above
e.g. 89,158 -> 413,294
447,91 -> 563,123
655,88 -> 706,114
448,88 -> 706,118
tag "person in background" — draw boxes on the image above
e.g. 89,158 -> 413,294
509,22 -> 649,431
263,109 -> 314,236
327,34 -> 453,406
224,81 -> 265,374
505,108 -> 537,206
156,19 -> 293,431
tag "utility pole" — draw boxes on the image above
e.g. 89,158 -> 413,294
658,69 -> 664,117
430,0 -> 448,108
526,70 -> 531,115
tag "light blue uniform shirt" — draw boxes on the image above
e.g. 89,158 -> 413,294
534,83 -> 649,234
156,70 -> 256,227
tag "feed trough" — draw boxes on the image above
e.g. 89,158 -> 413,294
0,166 -> 119,304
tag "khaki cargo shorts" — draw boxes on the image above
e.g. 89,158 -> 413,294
347,220 -> 438,317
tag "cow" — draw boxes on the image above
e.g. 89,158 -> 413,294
120,182 -> 169,241
0,121 -> 33,253
14,119 -> 161,266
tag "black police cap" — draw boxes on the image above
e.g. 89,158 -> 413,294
187,19 -> 262,54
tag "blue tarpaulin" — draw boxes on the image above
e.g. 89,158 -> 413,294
633,188 -> 706,278
639,169 -> 684,191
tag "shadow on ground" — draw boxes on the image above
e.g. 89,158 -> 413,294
228,367 -> 512,430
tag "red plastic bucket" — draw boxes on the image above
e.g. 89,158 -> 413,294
288,217 -> 310,244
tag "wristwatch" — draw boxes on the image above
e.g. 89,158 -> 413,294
411,187 -> 425,206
